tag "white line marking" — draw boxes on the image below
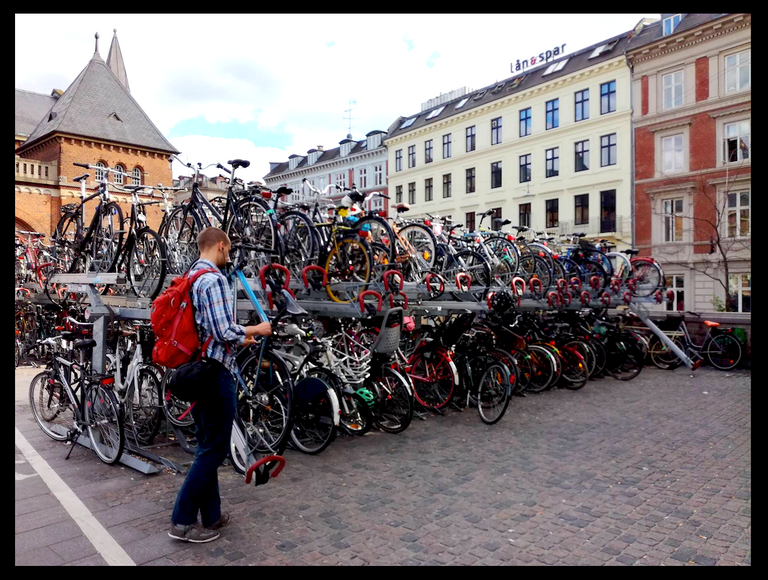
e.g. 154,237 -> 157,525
15,471 -> 38,481
15,427 -> 136,566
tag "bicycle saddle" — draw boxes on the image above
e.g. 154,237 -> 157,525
74,338 -> 97,350
227,159 -> 250,169
393,202 -> 410,213
621,249 -> 640,256
512,225 -> 529,231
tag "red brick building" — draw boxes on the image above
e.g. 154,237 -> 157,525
627,14 -> 750,313
15,31 -> 179,235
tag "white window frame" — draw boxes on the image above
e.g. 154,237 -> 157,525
726,189 -> 750,238
661,134 -> 684,175
359,167 -> 368,189
662,70 -> 684,110
722,119 -> 751,165
728,273 -> 751,313
665,273 -> 685,312
95,162 -> 106,182
662,197 -> 685,243
335,172 -> 347,189
374,164 -> 383,186
725,48 -> 750,94
662,14 -> 681,36
132,167 -> 141,185
114,164 -> 125,185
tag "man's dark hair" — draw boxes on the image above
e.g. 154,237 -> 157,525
197,227 -> 230,253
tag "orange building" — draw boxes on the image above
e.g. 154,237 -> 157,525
15,31 -> 179,235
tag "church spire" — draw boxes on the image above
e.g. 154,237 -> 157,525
106,29 -> 130,93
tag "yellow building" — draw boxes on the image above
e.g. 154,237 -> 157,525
385,30 -> 635,248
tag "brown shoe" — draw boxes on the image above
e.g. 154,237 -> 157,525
209,512 -> 231,530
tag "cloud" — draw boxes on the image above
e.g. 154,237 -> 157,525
426,51 -> 440,68
402,34 -> 415,52
325,40 -> 335,48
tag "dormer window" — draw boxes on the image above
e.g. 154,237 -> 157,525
400,117 -> 416,129
542,59 -> 569,76
663,14 -> 682,36
426,105 -> 445,120
508,75 -> 527,90
588,39 -> 619,59
473,90 -> 487,101
491,83 -> 505,94
455,97 -> 469,109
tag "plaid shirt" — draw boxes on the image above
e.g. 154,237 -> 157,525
189,259 -> 246,377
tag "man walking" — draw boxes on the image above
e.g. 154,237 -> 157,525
169,227 -> 271,543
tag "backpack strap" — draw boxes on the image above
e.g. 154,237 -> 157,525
188,267 -> 220,360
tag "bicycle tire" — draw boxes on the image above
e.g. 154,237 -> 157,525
525,345 -> 557,393
29,371 -> 74,441
86,384 -> 125,465
648,335 -> 685,370
476,362 -> 511,424
277,210 -> 317,280
705,333 -> 742,371
442,249 -> 492,300
369,366 -> 413,434
397,223 -> 438,282
324,236 -> 372,304
127,228 -> 167,299
160,369 -> 195,428
126,366 -> 163,446
353,216 -> 397,263
604,336 -> 645,380
630,258 -> 664,297
558,346 -> 589,390
225,199 -> 278,277
408,350 -> 456,410
289,376 -> 337,454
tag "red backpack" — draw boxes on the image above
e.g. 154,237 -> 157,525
151,268 -> 217,368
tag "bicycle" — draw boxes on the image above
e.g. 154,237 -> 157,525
647,311 -> 743,371
15,230 -> 56,297
28,318 -> 124,465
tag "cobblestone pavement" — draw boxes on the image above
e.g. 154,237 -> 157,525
15,366 -> 750,566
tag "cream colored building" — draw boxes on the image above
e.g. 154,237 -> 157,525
385,30 -> 635,249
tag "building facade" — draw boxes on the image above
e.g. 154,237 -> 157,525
15,32 -> 178,235
627,13 -> 751,313
384,31 -> 635,248
263,131 -> 389,215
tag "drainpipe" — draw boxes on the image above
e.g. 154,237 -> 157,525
626,53 -> 636,249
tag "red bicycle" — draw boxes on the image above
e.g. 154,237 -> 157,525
15,230 -> 58,300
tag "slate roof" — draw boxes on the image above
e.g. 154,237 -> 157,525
626,13 -> 730,52
264,139 -> 374,180
15,89 -> 59,137
17,50 -> 179,155
385,29 -> 636,141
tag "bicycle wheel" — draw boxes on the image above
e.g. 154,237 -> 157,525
127,229 -> 167,299
354,216 -> 396,263
408,350 -> 456,409
277,210 -> 317,280
485,236 -> 520,278
47,212 -> 82,302
525,345 -> 557,393
558,346 -> 589,390
442,249 -> 492,300
29,371 -> 75,441
125,367 -> 163,446
604,335 -> 645,381
86,384 -> 125,465
226,199 -> 278,277
630,258 -> 664,297
369,367 -> 413,434
163,207 -> 197,275
237,350 -> 294,454
648,335 -> 685,370
325,237 -> 371,303
562,339 -> 595,379
397,223 -> 437,282
289,376 -> 337,454
160,369 -> 195,428
476,362 -> 511,424
88,202 -> 124,273
580,259 -> 609,292
705,333 -> 742,371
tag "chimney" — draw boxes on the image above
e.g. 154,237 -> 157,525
317,145 -> 324,151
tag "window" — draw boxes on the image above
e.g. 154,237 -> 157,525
728,273 -> 751,313
600,133 -> 617,166
374,164 -> 383,186
542,59 -> 569,76
574,194 -> 589,226
600,190 -> 616,233
509,75 -> 526,90
114,164 -> 125,184
335,172 -> 347,188
662,14 -> 682,36
45,166 -> 49,178
491,161 -> 502,189
662,71 -> 684,110
466,167 -> 476,193
727,191 -> 750,237
545,148 -> 559,178
95,162 -> 106,181
546,99 -> 559,129
425,140 -> 433,164
443,134 -> 452,159
442,174 -> 452,198
23,163 -> 27,174
395,150 -> 402,172
589,39 -> 619,59
519,154 -> 531,183
396,185 -> 403,204
600,81 -> 616,114
466,126 -> 476,152
519,203 -> 531,228
519,108 -> 531,137
132,167 -> 141,185
575,89 -> 589,122
665,275 -> 685,312
400,117 -> 416,129
662,134 -> 684,174
465,211 -> 476,232
455,97 -> 469,109
408,182 -> 415,205
575,140 -> 590,172
491,208 -> 503,231
723,120 -> 750,163
491,117 -> 502,145
663,198 -> 684,242
359,167 -> 368,188
546,199 -> 559,228
15,162 -> 19,173
408,145 -> 416,168
425,178 -> 433,202
426,105 -> 445,120
725,49 -> 750,93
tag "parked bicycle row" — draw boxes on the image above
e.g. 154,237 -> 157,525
17,159 -> 669,309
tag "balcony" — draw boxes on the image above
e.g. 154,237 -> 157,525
15,155 -> 58,185
548,215 -> 632,241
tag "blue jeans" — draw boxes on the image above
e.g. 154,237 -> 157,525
171,361 -> 236,528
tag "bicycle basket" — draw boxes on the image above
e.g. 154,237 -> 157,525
656,315 -> 683,331
370,308 -> 403,355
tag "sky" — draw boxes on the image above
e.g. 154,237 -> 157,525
16,13 -> 659,184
